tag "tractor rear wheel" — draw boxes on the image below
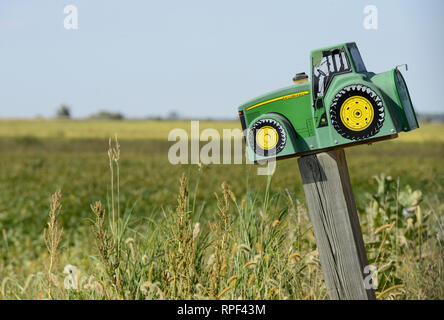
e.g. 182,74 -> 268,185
330,84 -> 385,140
248,118 -> 286,156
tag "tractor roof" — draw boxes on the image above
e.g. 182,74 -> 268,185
310,42 -> 355,56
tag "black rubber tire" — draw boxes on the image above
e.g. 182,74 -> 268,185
248,118 -> 286,156
330,84 -> 385,141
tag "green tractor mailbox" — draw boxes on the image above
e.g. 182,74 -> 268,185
238,42 -> 419,162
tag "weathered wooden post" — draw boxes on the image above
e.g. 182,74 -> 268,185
298,149 -> 375,300
237,43 -> 419,299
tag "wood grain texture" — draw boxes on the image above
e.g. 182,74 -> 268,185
298,149 -> 376,300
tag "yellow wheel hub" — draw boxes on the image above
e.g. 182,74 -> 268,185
256,126 -> 278,150
340,96 -> 374,131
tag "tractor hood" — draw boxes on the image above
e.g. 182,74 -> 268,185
238,82 -> 311,113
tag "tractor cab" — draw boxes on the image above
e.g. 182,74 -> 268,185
310,43 -> 368,128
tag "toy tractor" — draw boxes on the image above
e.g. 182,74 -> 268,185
238,42 -> 418,162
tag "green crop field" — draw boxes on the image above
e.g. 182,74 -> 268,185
0,119 -> 443,299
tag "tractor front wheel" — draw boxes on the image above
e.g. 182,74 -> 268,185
330,84 -> 385,140
248,118 -> 287,156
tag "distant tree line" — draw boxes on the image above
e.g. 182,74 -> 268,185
55,105 -> 188,120
55,105 -> 124,120
416,113 -> 444,123
89,110 -> 124,120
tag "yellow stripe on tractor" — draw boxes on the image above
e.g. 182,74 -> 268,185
246,91 -> 309,111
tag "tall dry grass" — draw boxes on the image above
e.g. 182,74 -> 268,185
43,190 -> 63,299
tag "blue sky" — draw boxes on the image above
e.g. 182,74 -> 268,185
0,0 -> 443,118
